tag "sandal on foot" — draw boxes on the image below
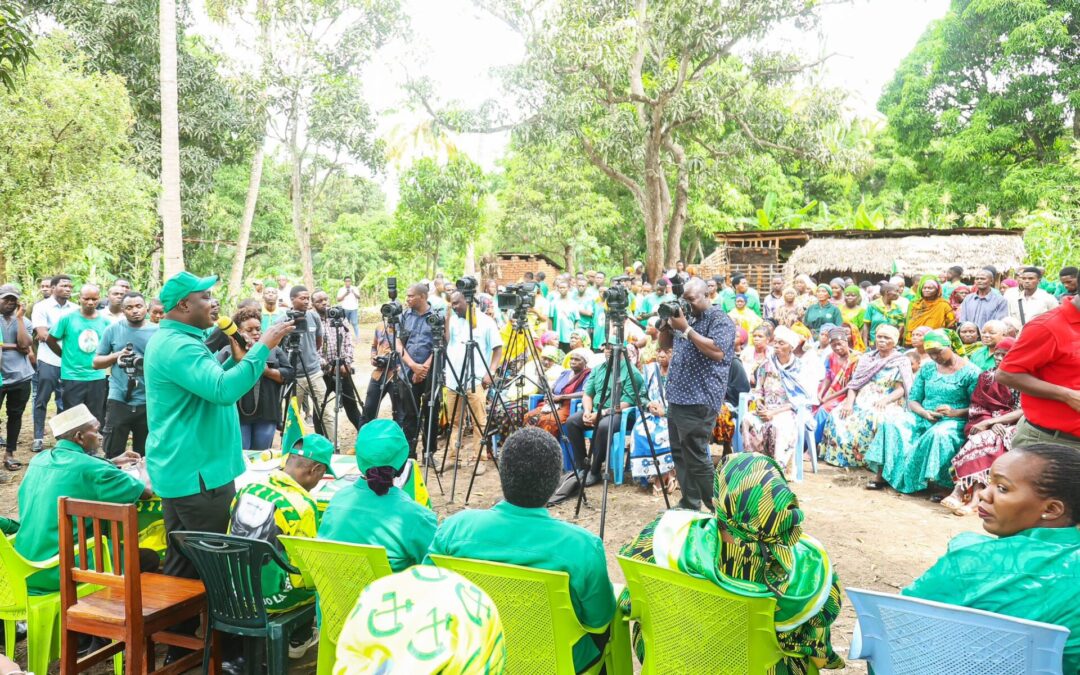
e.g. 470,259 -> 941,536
4,458 -> 23,471
939,495 -> 964,510
865,480 -> 885,491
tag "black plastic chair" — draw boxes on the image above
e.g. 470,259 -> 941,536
170,532 -> 316,675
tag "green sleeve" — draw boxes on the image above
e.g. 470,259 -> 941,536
406,508 -> 438,568
422,520 -> 453,565
583,370 -> 598,398
573,536 -> 616,629
50,313 -> 68,341
94,461 -> 148,504
166,340 -> 271,406
910,364 -> 927,404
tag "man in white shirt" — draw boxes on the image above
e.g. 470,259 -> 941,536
29,274 -> 77,452
335,276 -> 361,335
442,290 -> 503,473
1005,266 -> 1059,326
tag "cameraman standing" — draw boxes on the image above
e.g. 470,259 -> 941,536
313,290 -> 361,432
276,286 -> 335,441
93,292 -> 157,457
335,276 -> 361,335
659,277 -> 735,511
397,284 -> 434,455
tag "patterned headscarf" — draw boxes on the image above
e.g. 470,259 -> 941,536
713,453 -> 804,596
922,328 -> 953,350
335,566 -> 506,675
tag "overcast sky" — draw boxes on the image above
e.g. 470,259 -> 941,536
192,0 -> 951,199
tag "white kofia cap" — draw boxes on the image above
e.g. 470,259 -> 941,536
49,404 -> 98,438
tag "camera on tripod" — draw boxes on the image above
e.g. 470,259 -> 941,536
603,277 -> 631,315
455,276 -> 478,302
426,307 -> 446,339
117,342 -> 144,376
381,277 -> 403,322
326,305 -> 346,322
282,309 -> 307,352
496,282 -> 536,312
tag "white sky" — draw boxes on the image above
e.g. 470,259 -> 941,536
191,0 -> 951,201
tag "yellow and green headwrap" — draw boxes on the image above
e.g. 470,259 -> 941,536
335,566 -> 506,675
922,328 -> 953,350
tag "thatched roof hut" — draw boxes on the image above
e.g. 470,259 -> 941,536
704,228 -> 1026,288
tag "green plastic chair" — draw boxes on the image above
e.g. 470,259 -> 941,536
278,537 -> 393,675
0,534 -> 120,675
170,531 -> 317,675
428,554 -> 632,675
616,555 -> 785,674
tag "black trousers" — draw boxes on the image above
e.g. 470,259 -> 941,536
565,410 -> 621,475
102,400 -> 148,458
0,379 -> 32,455
162,480 -> 236,580
323,372 -> 361,431
61,379 -> 107,423
668,403 -> 717,510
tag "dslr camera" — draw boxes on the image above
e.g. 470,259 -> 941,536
497,281 -> 536,312
117,342 -> 144,376
426,307 -> 446,339
283,309 -> 307,352
455,276 -> 478,301
326,305 -> 346,321
603,276 -> 631,314
658,278 -> 690,320
381,276 -> 403,322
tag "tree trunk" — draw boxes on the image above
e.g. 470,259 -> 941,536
228,143 -> 265,300
564,243 -> 575,276
159,0 -> 184,277
664,139 -> 689,268
463,240 -> 476,277
289,137 -> 315,291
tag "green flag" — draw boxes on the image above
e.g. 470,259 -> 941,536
280,396 -> 307,452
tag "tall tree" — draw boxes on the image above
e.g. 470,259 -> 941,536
159,0 -> 183,275
414,0 -> 849,281
0,0 -> 33,91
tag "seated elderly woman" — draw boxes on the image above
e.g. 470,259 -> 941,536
821,325 -> 912,469
727,293 -> 762,333
907,325 -> 933,370
524,348 -> 592,439
904,444 -> 1080,674
741,326 -> 816,476
619,453 -> 844,674
740,324 -> 773,386
629,347 -> 675,494
941,338 -> 1022,515
954,321 -> 983,358
903,277 -> 955,346
965,319 -> 1006,371
774,286 -> 804,328
864,329 -> 979,493
814,326 -> 861,443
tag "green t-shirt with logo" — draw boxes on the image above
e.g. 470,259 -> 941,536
50,312 -> 110,381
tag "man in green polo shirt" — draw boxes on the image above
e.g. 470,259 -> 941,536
551,339 -> 644,503
144,271 -> 294,592
425,427 -> 616,673
46,284 -> 110,422
15,404 -> 151,594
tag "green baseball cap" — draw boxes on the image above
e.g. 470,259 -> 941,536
160,271 -> 218,312
354,419 -> 408,473
286,433 -> 338,477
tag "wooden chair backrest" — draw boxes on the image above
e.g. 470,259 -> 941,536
57,498 -> 143,619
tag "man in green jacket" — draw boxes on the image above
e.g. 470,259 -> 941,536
144,271 -> 293,584
426,427 -> 615,673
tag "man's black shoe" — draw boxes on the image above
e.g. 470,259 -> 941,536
547,471 -> 583,506
584,471 -> 602,487
163,647 -> 193,666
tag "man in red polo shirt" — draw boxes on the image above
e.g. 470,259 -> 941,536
997,293 -> 1080,450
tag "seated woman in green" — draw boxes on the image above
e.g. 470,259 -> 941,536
318,420 -> 437,571
619,453 -> 844,675
904,444 -> 1080,673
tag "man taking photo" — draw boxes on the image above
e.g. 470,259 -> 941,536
335,276 -> 361,335
313,290 -> 361,432
659,277 -> 736,511
276,286 -> 333,440
144,271 -> 292,661
93,292 -> 157,457
397,283 -> 434,455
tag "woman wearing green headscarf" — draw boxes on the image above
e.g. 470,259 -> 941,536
619,453 -> 844,675
864,329 -> 979,493
803,285 -> 843,338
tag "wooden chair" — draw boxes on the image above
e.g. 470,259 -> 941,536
57,498 -> 218,675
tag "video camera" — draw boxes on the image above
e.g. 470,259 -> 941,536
497,281 -> 536,312
455,276 -> 478,302
326,305 -> 347,321
282,309 -> 307,353
381,277 -> 403,322
426,307 -> 446,340
603,276 -> 631,315
117,342 -> 144,376
658,277 -> 690,320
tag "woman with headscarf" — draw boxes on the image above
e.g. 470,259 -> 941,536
318,420 -> 437,571
820,324 -> 912,469
955,321 -> 982,358
740,324 -> 774,386
965,319 -> 1006,371
524,348 -> 591,438
727,293 -> 762,334
618,453 -> 844,675
793,274 -> 816,313
948,284 -> 971,313
335,565 -> 506,675
814,327 -> 861,443
774,286 -> 804,328
741,326 -> 816,475
629,346 -> 676,494
940,338 -> 1022,514
864,329 -> 979,493
864,282 -> 906,348
838,285 -> 866,345
828,278 -> 845,305
841,322 -> 866,353
804,285 -> 843,338
903,276 -> 956,346
907,325 -> 933,370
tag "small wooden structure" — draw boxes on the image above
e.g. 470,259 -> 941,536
700,228 -> 1026,289
488,252 -> 565,287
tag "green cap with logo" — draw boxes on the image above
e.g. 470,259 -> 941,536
354,419 -> 409,473
285,433 -> 338,477
159,271 -> 218,312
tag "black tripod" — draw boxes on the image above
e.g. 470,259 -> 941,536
573,308 -> 670,540
322,314 -> 363,453
279,344 -> 326,444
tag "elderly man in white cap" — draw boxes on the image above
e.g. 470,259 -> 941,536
15,404 -> 152,596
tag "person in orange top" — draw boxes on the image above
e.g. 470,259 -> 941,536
903,276 -> 955,346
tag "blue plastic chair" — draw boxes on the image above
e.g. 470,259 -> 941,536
569,399 -> 635,484
733,392 -> 750,452
846,587 -> 1069,675
792,416 -> 819,483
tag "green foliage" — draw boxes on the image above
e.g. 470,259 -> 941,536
0,0 -> 34,91
0,37 -> 157,290
391,155 -> 485,277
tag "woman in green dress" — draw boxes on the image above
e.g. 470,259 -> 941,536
964,319 -> 1006,372
864,282 -> 907,348
820,324 -> 912,469
864,329 -> 979,493
904,444 -> 1080,674
619,453 -> 844,675
804,285 -> 843,338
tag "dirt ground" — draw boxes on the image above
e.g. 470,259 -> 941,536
0,322 -> 985,674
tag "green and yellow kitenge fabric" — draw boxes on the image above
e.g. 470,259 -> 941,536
228,470 -> 319,613
619,453 -> 844,675
334,565 -> 506,675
